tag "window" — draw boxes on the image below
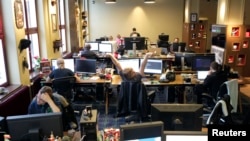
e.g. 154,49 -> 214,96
22,0 -> 40,71
58,0 -> 67,53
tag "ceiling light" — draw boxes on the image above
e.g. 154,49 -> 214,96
144,0 -> 155,4
105,0 -> 116,4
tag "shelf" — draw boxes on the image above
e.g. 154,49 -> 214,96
232,42 -> 240,51
242,41 -> 249,48
228,55 -> 234,64
237,54 -> 246,66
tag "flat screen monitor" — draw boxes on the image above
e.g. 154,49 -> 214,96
6,112 -> 63,141
151,104 -> 203,131
174,52 -> 195,70
51,58 -> 75,72
75,59 -> 96,74
120,121 -> 164,141
0,116 -> 6,132
172,42 -> 186,52
99,43 -> 113,53
164,131 -> 208,141
84,42 -> 99,51
192,54 -> 215,71
140,59 -> 163,78
158,34 -> 169,41
119,58 -> 140,72
124,37 -> 146,50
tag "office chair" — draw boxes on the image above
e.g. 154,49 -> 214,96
114,81 -> 156,122
52,76 -> 76,102
81,54 -> 98,59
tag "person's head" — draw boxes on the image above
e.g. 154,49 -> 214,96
117,34 -> 121,39
57,58 -> 65,69
210,61 -> 220,72
132,28 -> 136,32
109,36 -> 113,41
84,44 -> 91,51
173,37 -> 179,43
123,68 -> 136,80
37,86 -> 53,105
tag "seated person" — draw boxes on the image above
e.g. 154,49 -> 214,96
81,44 -> 99,58
46,58 -> 81,83
28,86 -> 78,130
194,61 -> 228,104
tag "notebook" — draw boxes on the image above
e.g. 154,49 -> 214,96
197,71 -> 209,80
148,48 -> 162,56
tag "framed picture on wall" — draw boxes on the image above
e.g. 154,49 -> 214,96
190,13 -> 198,22
14,0 -> 24,29
231,27 -> 240,37
51,14 -> 57,31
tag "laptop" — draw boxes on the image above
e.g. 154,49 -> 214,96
197,71 -> 209,81
148,48 -> 162,56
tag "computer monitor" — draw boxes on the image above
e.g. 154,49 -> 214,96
120,121 -> 164,141
174,52 -> 195,70
140,59 -> 163,78
6,112 -> 63,141
159,34 -> 169,41
192,54 -> 215,71
99,43 -> 113,53
172,42 -> 186,52
164,131 -> 208,141
84,41 -> 99,51
75,59 -> 96,75
51,58 -> 75,72
119,58 -> 140,72
151,104 -> 203,131
0,116 -> 6,132
124,37 -> 146,50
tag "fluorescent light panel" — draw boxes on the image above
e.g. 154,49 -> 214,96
105,0 -> 116,4
144,0 -> 155,4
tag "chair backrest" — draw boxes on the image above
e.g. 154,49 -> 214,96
81,54 -> 97,59
209,72 -> 228,99
52,76 -> 76,101
118,81 -> 149,117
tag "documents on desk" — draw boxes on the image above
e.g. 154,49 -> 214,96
90,76 -> 99,80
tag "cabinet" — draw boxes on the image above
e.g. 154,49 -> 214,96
81,11 -> 87,39
182,20 -> 208,53
224,25 -> 250,76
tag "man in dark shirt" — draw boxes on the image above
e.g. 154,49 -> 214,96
81,44 -> 99,59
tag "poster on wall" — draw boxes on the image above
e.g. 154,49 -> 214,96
14,0 -> 24,29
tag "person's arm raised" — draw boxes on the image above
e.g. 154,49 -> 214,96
139,52 -> 153,76
106,53 -> 123,72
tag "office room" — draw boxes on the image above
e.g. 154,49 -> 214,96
1,0 -> 250,140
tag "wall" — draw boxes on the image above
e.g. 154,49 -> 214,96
87,0 -> 184,44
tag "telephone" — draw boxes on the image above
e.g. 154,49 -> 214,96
159,71 -> 176,83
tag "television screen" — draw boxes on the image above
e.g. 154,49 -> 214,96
211,24 -> 226,48
192,54 -> 215,71
151,104 -> 203,131
75,59 -> 96,74
140,59 -> 163,77
124,37 -> 146,50
6,112 -> 63,141
51,58 -> 75,72
164,131 -> 208,141
84,42 -> 99,51
99,43 -> 113,53
172,42 -> 186,52
120,121 -> 164,141
119,58 -> 140,72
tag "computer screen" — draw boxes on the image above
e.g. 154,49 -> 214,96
75,59 -> 96,74
119,58 -> 140,72
164,131 -> 208,141
51,58 -> 75,72
140,59 -> 163,77
174,52 -> 195,70
151,104 -> 203,131
158,34 -> 169,41
6,112 -> 63,141
120,121 -> 164,141
99,43 -> 113,53
85,42 -> 99,51
172,42 -> 186,52
124,37 -> 146,50
192,54 -> 215,71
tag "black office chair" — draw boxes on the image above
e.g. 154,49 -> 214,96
81,53 -> 98,59
52,76 -> 76,102
114,81 -> 155,122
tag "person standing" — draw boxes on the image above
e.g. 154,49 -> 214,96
130,27 -> 141,37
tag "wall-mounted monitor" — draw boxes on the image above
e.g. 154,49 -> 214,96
99,43 -> 113,53
6,112 -> 63,141
140,59 -> 163,78
151,104 -> 203,131
51,58 -> 75,72
84,42 -> 99,51
192,54 -> 215,71
164,131 -> 208,141
120,121 -> 164,141
75,59 -> 96,75
119,58 -> 140,72
124,37 -> 146,50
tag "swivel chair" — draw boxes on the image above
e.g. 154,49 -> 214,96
52,76 -> 76,102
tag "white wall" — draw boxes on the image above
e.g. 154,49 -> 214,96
87,0 -> 184,44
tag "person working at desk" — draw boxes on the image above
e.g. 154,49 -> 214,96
80,43 -> 99,58
130,27 -> 141,37
46,58 -> 81,83
194,61 -> 227,104
169,37 -> 179,53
